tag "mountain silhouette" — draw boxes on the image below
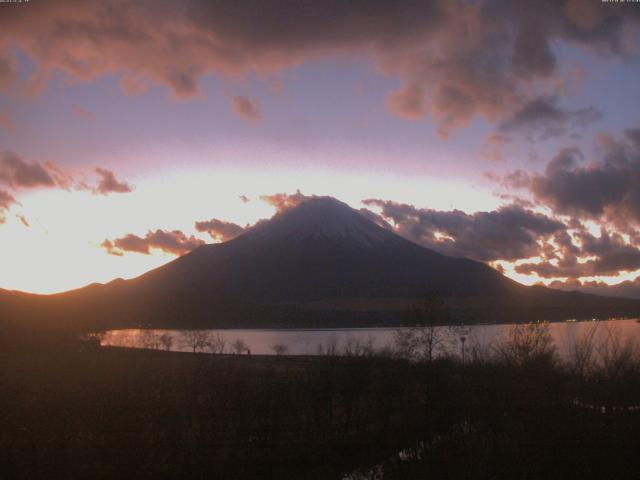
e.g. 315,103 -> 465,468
2,197 -> 640,334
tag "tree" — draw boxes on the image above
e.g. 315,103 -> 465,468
231,338 -> 249,354
565,321 -> 599,377
158,333 -> 173,351
140,330 -> 162,350
272,344 -> 288,356
393,289 -> 450,362
207,332 -> 226,354
343,336 -> 375,357
494,322 -> 556,368
179,330 -> 212,353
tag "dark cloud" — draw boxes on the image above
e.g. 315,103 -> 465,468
516,227 -> 640,279
101,230 -> 205,257
502,169 -> 532,190
498,95 -> 601,139
363,195 -> 640,282
0,151 -> 133,226
231,96 -> 263,122
527,133 -> 640,226
363,199 -> 564,262
0,152 -> 133,195
195,218 -> 246,242
92,168 -> 133,195
0,1 -> 636,133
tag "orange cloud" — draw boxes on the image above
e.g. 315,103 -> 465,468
102,230 -> 205,257
91,168 -> 133,195
0,189 -> 16,223
259,190 -> 313,213
195,218 -> 246,242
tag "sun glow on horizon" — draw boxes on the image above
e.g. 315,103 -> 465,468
1,164 -> 505,294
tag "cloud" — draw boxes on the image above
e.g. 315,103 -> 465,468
0,151 -> 57,189
363,194 -> 640,282
195,218 -> 246,242
363,199 -> 564,262
91,168 -> 133,195
101,229 -> 205,257
497,95 -> 601,139
0,152 -> 133,226
482,133 -> 512,163
0,189 -> 16,223
515,227 -> 640,279
0,151 -> 133,195
231,96 -> 263,122
526,131 -> 640,227
0,105 -> 15,132
0,1 -> 637,133
72,105 -> 96,122
260,189 -> 314,212
118,74 -> 150,96
0,51 -> 16,92
16,214 -> 30,227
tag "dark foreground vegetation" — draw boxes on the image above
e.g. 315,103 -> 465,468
2,324 -> 640,480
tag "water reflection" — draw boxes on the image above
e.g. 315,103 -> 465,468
101,319 -> 640,359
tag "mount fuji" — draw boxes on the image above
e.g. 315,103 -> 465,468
2,197 -> 640,333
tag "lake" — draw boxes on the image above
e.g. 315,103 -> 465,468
101,318 -> 640,359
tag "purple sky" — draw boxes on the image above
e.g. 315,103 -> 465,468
1,0 -> 640,297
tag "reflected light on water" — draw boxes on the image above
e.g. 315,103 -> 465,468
101,319 -> 640,358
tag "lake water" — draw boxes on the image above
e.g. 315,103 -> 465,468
101,318 -> 640,359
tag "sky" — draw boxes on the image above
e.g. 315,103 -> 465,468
1,0 -> 640,298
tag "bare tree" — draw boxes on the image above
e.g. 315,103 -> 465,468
597,324 -> 638,380
207,332 -> 226,354
565,322 -> 600,378
179,330 -> 212,353
494,322 -> 557,368
343,336 -> 375,357
140,330 -> 162,350
393,289 -> 450,362
158,333 -> 173,351
231,338 -> 249,354
317,338 -> 338,356
272,344 -> 288,356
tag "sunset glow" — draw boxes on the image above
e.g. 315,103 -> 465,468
1,0 -> 640,299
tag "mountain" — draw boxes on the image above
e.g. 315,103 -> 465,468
2,197 -> 640,335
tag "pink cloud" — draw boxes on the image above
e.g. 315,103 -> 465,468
102,229 -> 205,256
232,96 -> 263,122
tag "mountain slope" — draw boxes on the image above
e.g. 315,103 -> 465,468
2,197 -> 640,333
135,197 -> 518,302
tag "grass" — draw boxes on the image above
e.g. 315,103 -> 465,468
1,335 -> 640,479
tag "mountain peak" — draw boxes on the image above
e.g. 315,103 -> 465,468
240,196 -> 398,248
